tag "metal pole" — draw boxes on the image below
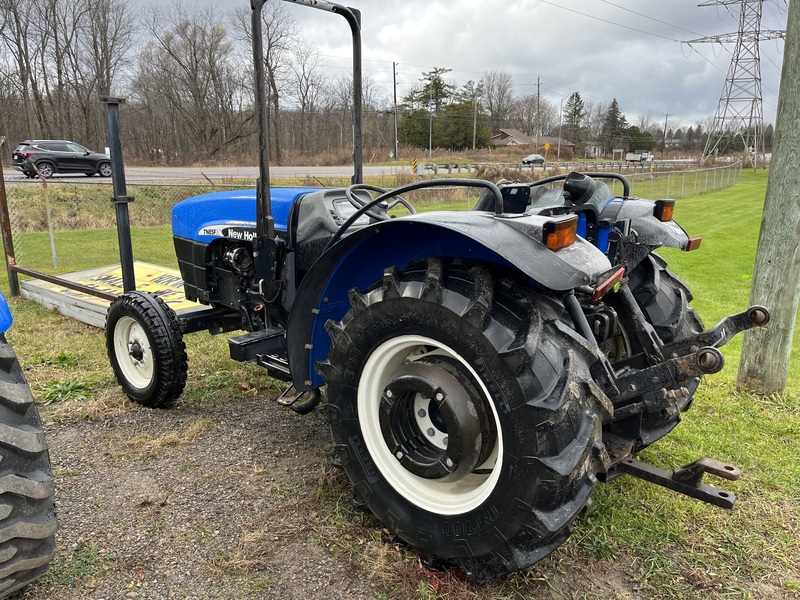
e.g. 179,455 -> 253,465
251,0 -> 274,240
0,137 -> 19,296
393,61 -> 399,160
558,97 -> 563,160
348,7 -> 363,184
429,87 -> 433,164
101,97 -> 136,293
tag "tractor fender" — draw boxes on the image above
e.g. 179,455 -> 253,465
286,211 -> 612,390
609,199 -> 692,249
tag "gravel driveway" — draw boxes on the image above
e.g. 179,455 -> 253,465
21,396 -> 381,600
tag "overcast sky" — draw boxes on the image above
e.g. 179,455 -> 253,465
218,0 -> 789,130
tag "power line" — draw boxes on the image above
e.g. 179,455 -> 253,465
532,0 -> 682,41
596,0 -> 706,37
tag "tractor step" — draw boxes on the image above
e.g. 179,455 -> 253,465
256,354 -> 292,381
229,329 -> 286,363
602,435 -> 740,510
275,384 -> 322,415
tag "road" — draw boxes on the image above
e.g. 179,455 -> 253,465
3,164 -> 412,183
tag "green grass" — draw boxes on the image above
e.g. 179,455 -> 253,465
2,168 -> 798,598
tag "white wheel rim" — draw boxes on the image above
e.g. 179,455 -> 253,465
358,335 -> 502,515
113,316 -> 154,389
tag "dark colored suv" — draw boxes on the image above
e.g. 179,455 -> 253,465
12,140 -> 112,178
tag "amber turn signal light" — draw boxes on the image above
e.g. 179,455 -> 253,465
654,199 -> 675,222
543,216 -> 578,250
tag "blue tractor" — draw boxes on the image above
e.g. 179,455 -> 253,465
105,0 -> 768,580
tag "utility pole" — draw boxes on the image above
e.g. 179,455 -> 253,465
737,0 -> 800,393
536,77 -> 541,150
428,87 -> 433,163
393,61 -> 399,160
688,0 -> 785,167
662,113 -> 669,158
472,88 -> 478,150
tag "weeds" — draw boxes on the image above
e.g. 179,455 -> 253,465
37,377 -> 94,404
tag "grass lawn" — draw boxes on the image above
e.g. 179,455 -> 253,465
1,168 -> 798,598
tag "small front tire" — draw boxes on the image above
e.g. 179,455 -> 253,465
106,292 -> 187,408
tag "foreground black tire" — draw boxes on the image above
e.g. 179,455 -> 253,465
620,254 -> 704,448
106,291 -> 187,408
0,336 -> 57,598
319,259 -> 610,579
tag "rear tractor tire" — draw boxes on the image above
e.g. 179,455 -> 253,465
611,254 -> 704,448
319,259 -> 611,579
0,336 -> 57,597
106,291 -> 187,408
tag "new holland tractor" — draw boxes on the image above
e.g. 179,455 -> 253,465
105,0 -> 768,579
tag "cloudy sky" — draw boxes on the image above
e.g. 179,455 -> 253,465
233,0 -> 789,130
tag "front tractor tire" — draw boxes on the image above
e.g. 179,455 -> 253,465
319,259 -> 611,579
106,291 -> 187,408
0,336 -> 57,597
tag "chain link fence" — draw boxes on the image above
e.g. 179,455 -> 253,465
1,161 -> 743,286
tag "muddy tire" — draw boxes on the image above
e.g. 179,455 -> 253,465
0,336 -> 57,598
106,291 -> 187,408
625,253 -> 704,448
319,259 -> 610,579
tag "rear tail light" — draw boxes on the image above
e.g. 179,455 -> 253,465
653,199 -> 675,222
686,237 -> 702,252
543,215 -> 578,250
592,267 -> 626,301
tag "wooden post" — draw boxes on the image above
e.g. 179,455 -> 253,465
737,0 -> 800,392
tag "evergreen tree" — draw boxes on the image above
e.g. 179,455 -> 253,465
600,98 -> 628,153
562,92 -> 585,149
403,67 -> 455,112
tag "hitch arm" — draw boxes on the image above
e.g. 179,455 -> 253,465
616,457 -> 740,509
661,305 -> 770,357
612,345 -> 724,404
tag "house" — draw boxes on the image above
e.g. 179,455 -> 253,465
491,129 -> 575,154
490,129 -> 535,146
584,141 -> 602,158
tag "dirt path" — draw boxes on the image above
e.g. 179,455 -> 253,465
22,397 -> 381,600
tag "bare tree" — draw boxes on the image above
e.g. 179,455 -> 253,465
231,0 -> 297,163
0,0 -> 44,137
290,40 -> 325,155
134,2 -> 250,161
482,70 -> 516,132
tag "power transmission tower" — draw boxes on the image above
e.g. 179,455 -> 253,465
687,0 -> 785,167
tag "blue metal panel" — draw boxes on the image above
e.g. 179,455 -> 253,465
171,187 -> 320,242
0,293 -> 12,334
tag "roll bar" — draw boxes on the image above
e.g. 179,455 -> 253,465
251,0 -> 363,239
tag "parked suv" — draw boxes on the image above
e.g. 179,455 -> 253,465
12,140 -> 112,178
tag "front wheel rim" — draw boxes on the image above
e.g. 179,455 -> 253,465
358,335 -> 502,514
113,316 -> 154,389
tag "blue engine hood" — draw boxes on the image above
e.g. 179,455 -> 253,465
171,187 -> 321,243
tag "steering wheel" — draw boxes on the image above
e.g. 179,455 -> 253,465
345,184 -> 416,221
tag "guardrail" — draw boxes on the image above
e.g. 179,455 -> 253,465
418,159 -> 719,175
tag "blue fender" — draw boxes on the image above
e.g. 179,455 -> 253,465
0,292 -> 12,335
286,211 -> 612,390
